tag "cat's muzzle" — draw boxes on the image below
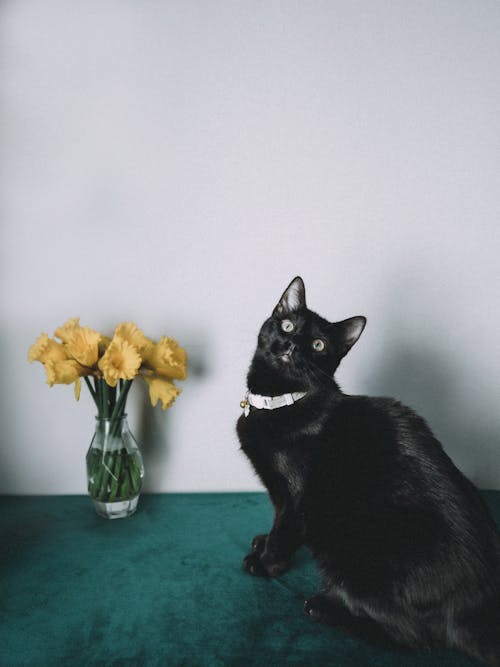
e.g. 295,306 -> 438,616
279,343 -> 296,363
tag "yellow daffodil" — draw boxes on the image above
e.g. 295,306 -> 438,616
98,336 -> 141,387
98,335 -> 112,356
114,322 -> 154,359
44,359 -> 87,402
64,326 -> 101,367
45,359 -> 88,386
54,317 -> 81,344
144,337 -> 187,381
144,376 -> 181,410
28,333 -> 68,364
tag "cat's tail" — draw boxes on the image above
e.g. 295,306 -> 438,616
450,597 -> 500,667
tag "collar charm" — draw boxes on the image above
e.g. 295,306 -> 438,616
240,394 -> 251,417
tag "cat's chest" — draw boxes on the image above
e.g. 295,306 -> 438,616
237,411 -> 289,457
237,405 -> 324,442
272,450 -> 304,498
237,412 -> 309,497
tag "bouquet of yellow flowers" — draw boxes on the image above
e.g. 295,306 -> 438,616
28,318 -> 187,411
28,318 -> 187,517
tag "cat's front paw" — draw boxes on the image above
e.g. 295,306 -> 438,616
243,552 -> 268,577
243,551 -> 289,578
251,534 -> 268,555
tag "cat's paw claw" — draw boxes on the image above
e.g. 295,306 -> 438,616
304,596 -> 326,622
243,551 -> 289,578
243,553 -> 267,577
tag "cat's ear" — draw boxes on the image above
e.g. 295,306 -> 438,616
273,276 -> 306,315
332,316 -> 366,356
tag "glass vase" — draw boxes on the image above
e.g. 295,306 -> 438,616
86,415 -> 144,519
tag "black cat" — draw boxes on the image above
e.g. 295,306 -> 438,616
237,276 -> 500,666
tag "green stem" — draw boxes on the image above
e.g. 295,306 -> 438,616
98,451 -> 114,501
120,464 -> 130,499
102,381 -> 110,419
90,453 -> 105,499
108,450 -> 122,502
110,380 -> 133,436
109,385 -> 116,413
84,377 -> 99,407
129,458 -> 142,496
95,379 -> 103,418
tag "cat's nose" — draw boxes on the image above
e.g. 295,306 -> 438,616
271,340 -> 295,357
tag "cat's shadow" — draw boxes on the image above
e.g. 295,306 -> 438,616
364,341 -> 499,489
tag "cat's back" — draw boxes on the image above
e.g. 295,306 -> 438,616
322,393 -> 433,462
316,393 -> 498,534
314,393 -> 464,506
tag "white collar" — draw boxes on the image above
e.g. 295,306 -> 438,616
240,390 -> 307,417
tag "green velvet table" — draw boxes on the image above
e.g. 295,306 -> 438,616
2,492 -> 499,667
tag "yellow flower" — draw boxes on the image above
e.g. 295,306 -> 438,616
54,317 -> 81,344
114,322 -> 154,359
45,359 -> 88,386
98,336 -> 112,356
144,376 -> 181,410
98,336 -> 141,387
144,337 -> 187,380
64,326 -> 101,367
29,331 -> 86,401
45,359 -> 88,401
28,333 -> 68,364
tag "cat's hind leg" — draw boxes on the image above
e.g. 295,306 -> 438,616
304,592 -> 408,651
450,598 -> 500,667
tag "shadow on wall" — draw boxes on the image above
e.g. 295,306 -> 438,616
0,329 -> 19,494
362,306 -> 499,490
136,339 -> 209,493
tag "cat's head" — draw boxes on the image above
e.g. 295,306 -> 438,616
248,277 -> 366,393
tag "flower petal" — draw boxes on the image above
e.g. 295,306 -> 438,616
74,377 -> 81,401
45,359 -> 88,386
65,326 -> 101,367
98,336 -> 141,387
114,322 -> 154,359
144,337 -> 187,381
28,333 -> 68,364
144,376 -> 181,410
54,318 -> 81,344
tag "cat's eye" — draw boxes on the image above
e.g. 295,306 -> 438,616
312,339 -> 325,352
281,319 -> 295,333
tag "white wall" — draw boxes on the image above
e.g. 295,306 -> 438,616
1,0 -> 499,494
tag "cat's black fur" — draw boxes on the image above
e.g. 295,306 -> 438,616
237,277 -> 500,666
